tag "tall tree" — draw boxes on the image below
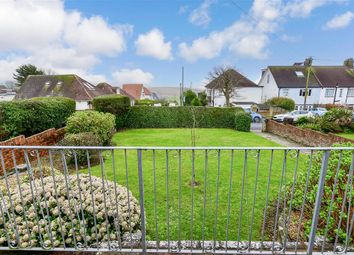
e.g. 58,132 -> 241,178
198,91 -> 208,106
183,89 -> 198,106
13,64 -> 44,86
208,66 -> 244,107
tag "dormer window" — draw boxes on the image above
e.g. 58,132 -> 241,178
295,71 -> 304,77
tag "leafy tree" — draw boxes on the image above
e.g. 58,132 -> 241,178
191,97 -> 202,106
13,64 -> 44,86
183,89 -> 197,106
198,91 -> 208,106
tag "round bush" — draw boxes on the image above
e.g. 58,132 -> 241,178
66,111 -> 115,145
234,112 -> 251,132
60,132 -> 102,165
266,97 -> 295,111
0,174 -> 141,248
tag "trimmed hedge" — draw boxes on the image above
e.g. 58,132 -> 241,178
125,106 -> 244,128
266,97 -> 295,111
234,112 -> 251,131
0,97 -> 75,140
92,95 -> 130,129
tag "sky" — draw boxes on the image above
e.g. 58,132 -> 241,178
0,0 -> 354,88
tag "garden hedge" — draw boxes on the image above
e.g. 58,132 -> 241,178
234,112 -> 252,131
265,97 -> 295,111
0,97 -> 75,140
92,95 -> 130,129
124,106 -> 244,128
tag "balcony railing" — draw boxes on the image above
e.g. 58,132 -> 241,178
0,145 -> 353,254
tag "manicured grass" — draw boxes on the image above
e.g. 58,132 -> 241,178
85,129 -> 306,241
337,132 -> 354,140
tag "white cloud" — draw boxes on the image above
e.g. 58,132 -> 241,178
178,5 -> 188,15
323,11 -> 354,30
280,34 -> 301,43
112,68 -> 154,85
0,0 -> 132,83
179,0 -> 279,62
64,12 -> 129,56
284,0 -> 346,18
179,0 -> 343,62
189,0 -> 216,27
135,29 -> 172,60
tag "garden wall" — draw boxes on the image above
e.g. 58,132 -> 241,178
0,127 -> 65,174
266,120 -> 354,146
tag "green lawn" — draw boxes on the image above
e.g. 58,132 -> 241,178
338,132 -> 354,140
85,129 -> 306,242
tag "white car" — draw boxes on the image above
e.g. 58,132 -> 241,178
310,107 -> 327,116
273,110 -> 313,122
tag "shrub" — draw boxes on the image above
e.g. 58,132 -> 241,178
234,112 -> 251,131
0,97 -> 75,140
92,95 -> 130,129
60,132 -> 101,165
266,97 -> 295,111
66,111 -> 115,145
295,116 -> 310,125
297,122 -> 322,131
290,143 -> 354,243
124,106 -> 244,128
323,108 -> 352,127
0,174 -> 141,248
135,99 -> 155,106
191,98 -> 202,106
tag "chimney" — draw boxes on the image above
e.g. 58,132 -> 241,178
304,57 -> 313,67
344,58 -> 354,68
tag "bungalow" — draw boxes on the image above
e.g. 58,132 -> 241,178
0,85 -> 16,101
122,84 -> 155,100
96,82 -> 136,105
259,58 -> 354,109
15,74 -> 111,110
205,69 -> 263,108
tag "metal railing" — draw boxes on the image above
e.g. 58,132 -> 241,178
0,145 -> 353,254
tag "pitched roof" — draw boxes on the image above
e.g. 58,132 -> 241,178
15,74 -> 109,101
269,66 -> 354,88
205,69 -> 259,89
122,84 -> 152,99
97,82 -> 135,100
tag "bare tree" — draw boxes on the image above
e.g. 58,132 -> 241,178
208,66 -> 244,107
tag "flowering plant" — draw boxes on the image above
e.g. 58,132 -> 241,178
0,173 -> 141,248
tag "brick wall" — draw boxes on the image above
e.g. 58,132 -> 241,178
266,120 -> 354,146
0,128 -> 65,174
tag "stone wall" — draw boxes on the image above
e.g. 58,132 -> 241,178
0,127 -> 65,174
266,120 -> 354,147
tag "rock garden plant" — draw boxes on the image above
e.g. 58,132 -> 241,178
0,173 -> 141,248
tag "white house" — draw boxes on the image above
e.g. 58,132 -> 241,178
259,58 -> 354,109
122,84 -> 154,101
205,69 -> 263,108
0,85 -> 16,101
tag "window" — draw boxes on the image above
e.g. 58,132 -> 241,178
348,88 -> 354,97
295,71 -> 304,77
339,88 -> 343,97
267,74 -> 270,84
325,88 -> 335,97
299,89 -> 311,96
283,89 -> 289,96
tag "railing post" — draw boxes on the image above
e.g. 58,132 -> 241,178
307,150 -> 330,255
137,149 -> 146,253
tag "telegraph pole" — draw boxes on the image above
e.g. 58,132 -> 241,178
181,66 -> 184,106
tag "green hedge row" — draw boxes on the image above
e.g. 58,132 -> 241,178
92,95 -> 130,129
92,95 -> 250,131
0,97 -> 75,140
125,106 -> 245,128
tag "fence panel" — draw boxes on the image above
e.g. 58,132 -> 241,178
0,146 -> 352,254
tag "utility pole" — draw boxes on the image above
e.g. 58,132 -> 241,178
181,66 -> 184,106
304,67 -> 311,110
